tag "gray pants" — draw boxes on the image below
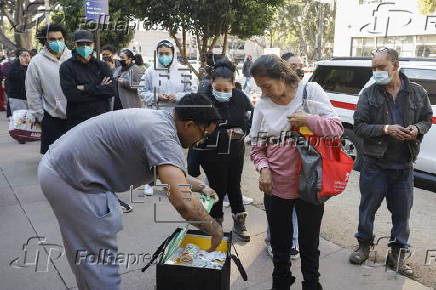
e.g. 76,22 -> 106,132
38,158 -> 123,290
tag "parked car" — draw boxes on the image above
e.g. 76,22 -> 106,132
310,57 -> 436,191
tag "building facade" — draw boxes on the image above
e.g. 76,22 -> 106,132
333,0 -> 436,57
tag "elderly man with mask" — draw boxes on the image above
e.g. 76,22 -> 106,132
349,48 -> 433,277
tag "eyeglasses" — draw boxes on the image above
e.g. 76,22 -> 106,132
157,40 -> 174,48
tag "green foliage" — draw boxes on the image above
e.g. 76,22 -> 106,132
418,0 -> 436,15
131,0 -> 284,74
268,0 -> 335,63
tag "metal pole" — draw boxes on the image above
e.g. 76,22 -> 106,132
95,29 -> 100,60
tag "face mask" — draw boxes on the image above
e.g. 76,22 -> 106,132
102,56 -> 112,62
48,41 -> 66,53
9,56 -> 16,61
119,60 -> 127,67
373,70 -> 392,85
158,55 -> 172,67
212,89 -> 232,102
76,46 -> 94,59
295,68 -> 305,78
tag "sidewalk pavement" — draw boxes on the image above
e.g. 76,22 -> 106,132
0,112 -> 430,290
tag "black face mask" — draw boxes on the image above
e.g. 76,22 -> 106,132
102,56 -> 112,62
119,60 -> 127,67
295,68 -> 305,78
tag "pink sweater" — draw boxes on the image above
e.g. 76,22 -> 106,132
250,115 -> 344,199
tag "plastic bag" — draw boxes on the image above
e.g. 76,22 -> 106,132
9,110 -> 41,142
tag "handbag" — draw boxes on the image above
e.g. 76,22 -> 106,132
296,84 -> 354,205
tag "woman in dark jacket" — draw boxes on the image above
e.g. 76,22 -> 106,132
7,49 -> 31,114
113,49 -> 143,109
196,59 -> 253,242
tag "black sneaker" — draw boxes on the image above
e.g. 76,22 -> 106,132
118,199 -> 133,213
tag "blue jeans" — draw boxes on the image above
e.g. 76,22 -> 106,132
355,158 -> 414,249
243,77 -> 252,92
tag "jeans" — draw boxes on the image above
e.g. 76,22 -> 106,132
266,207 -> 298,248
264,194 -> 324,284
243,77 -> 252,92
355,158 -> 414,249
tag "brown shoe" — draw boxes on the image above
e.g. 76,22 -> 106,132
386,248 -> 414,277
349,241 -> 371,265
232,212 -> 250,242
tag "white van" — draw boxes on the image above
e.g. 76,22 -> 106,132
310,57 -> 436,191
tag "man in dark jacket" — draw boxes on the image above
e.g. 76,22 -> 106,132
60,30 -> 115,129
242,55 -> 253,93
349,48 -> 433,277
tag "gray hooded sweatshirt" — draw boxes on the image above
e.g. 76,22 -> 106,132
138,40 -> 193,112
26,47 -> 72,122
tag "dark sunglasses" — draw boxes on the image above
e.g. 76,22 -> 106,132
371,47 -> 390,56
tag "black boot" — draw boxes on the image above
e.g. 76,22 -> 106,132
302,281 -> 323,290
271,273 -> 295,290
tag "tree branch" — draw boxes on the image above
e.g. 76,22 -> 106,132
207,34 -> 220,53
0,29 -> 18,50
1,6 -> 17,27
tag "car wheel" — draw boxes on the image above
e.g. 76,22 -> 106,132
341,127 -> 363,171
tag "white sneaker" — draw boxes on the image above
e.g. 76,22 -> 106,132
242,195 -> 253,205
144,184 -> 154,196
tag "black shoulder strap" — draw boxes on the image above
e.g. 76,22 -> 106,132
302,82 -> 309,112
141,228 -> 182,272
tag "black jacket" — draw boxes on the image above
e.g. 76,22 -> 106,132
242,60 -> 252,77
200,87 -> 253,155
7,60 -> 27,100
353,72 -> 433,162
60,49 -> 115,128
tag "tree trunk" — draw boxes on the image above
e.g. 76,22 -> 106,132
221,29 -> 228,55
207,35 -> 220,53
182,27 -> 187,61
170,30 -> 198,77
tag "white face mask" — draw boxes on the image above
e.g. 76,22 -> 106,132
372,70 -> 392,85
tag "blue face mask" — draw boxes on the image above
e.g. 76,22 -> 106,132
373,70 -> 392,85
48,41 -> 66,53
76,46 -> 94,59
212,89 -> 232,102
158,55 -> 172,67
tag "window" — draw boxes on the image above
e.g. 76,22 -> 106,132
311,66 -> 373,95
416,35 -> 436,58
352,37 -> 375,57
402,68 -> 436,105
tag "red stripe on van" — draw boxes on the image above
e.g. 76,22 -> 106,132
330,100 -> 357,111
432,117 -> 436,124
